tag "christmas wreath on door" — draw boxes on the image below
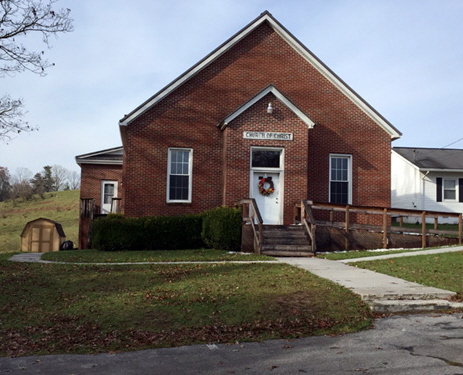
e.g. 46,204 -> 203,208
258,177 -> 275,196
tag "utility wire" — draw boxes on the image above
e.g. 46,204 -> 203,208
442,137 -> 463,148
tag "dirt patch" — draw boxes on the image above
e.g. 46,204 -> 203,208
277,292 -> 320,316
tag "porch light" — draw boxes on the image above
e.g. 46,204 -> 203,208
267,102 -> 273,114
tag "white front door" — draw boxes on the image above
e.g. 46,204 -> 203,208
252,172 -> 281,224
101,181 -> 118,214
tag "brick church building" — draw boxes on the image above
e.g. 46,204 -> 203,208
76,11 -> 401,249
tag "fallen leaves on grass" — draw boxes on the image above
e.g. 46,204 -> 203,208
1,314 -> 368,357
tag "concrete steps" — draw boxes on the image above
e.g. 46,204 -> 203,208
261,225 -> 314,257
370,299 -> 463,313
280,256 -> 463,313
361,290 -> 463,313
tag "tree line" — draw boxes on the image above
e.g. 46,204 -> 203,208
0,165 -> 80,202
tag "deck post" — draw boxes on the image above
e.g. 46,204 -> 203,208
421,211 -> 427,248
345,205 -> 350,251
459,214 -> 462,245
382,208 -> 388,248
300,201 -> 306,225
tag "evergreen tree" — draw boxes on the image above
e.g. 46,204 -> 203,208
30,172 -> 45,197
0,167 -> 11,201
42,165 -> 54,192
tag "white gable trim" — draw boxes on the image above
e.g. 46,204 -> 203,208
119,12 -> 401,140
420,168 -> 463,173
119,13 -> 275,127
218,85 -> 315,130
75,146 -> 123,165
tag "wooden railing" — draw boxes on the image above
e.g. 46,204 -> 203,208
303,202 -> 462,249
299,200 -> 317,253
236,198 -> 263,254
111,197 -> 122,213
80,198 -> 95,218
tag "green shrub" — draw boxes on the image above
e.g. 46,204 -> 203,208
91,208 -> 241,252
143,214 -> 204,250
91,213 -> 204,251
91,214 -> 144,251
202,206 -> 242,252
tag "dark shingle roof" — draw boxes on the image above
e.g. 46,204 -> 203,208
394,147 -> 463,170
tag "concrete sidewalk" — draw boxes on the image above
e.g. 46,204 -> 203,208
279,253 -> 463,313
338,245 -> 463,263
8,248 -> 463,313
8,253 -> 44,262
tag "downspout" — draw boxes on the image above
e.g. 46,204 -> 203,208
421,170 -> 430,211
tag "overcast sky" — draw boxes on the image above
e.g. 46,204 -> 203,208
1,0 -> 462,177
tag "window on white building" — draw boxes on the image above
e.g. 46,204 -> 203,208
443,179 -> 457,201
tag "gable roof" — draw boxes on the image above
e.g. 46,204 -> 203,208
20,218 -> 66,238
75,146 -> 123,166
393,147 -> 463,172
119,11 -> 401,140
217,85 -> 316,130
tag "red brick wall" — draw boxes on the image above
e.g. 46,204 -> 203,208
122,21 -> 392,220
223,94 -> 309,224
78,164 -> 123,248
79,164 -> 123,208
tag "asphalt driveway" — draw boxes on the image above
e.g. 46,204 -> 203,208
1,313 -> 462,375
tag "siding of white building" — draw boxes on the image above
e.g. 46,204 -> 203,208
391,149 -> 463,224
391,150 -> 422,210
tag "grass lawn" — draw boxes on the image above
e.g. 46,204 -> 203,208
0,190 -> 80,253
317,248 -> 428,261
41,249 -> 274,263
353,251 -> 463,294
0,252 -> 373,357
392,221 -> 459,231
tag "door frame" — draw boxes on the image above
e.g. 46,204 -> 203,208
249,147 -> 284,225
101,180 -> 118,214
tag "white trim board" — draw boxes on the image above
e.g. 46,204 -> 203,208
119,12 -> 401,140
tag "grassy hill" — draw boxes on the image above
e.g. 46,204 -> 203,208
0,190 -> 80,253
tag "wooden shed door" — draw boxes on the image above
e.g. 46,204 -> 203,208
31,225 -> 53,252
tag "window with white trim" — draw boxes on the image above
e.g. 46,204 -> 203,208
167,148 -> 192,202
443,178 -> 457,201
251,148 -> 282,169
329,154 -> 352,205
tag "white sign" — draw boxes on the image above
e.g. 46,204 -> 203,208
243,131 -> 293,141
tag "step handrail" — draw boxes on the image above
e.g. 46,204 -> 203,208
236,198 -> 263,254
300,200 -> 317,253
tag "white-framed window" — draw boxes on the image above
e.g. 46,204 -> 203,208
167,148 -> 192,203
443,178 -> 457,201
101,180 -> 118,214
250,147 -> 283,170
329,154 -> 352,205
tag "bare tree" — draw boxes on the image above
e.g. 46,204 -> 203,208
51,164 -> 67,190
13,167 -> 32,183
0,0 -> 73,141
10,167 -> 33,200
67,169 -> 80,190
0,95 -> 36,141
